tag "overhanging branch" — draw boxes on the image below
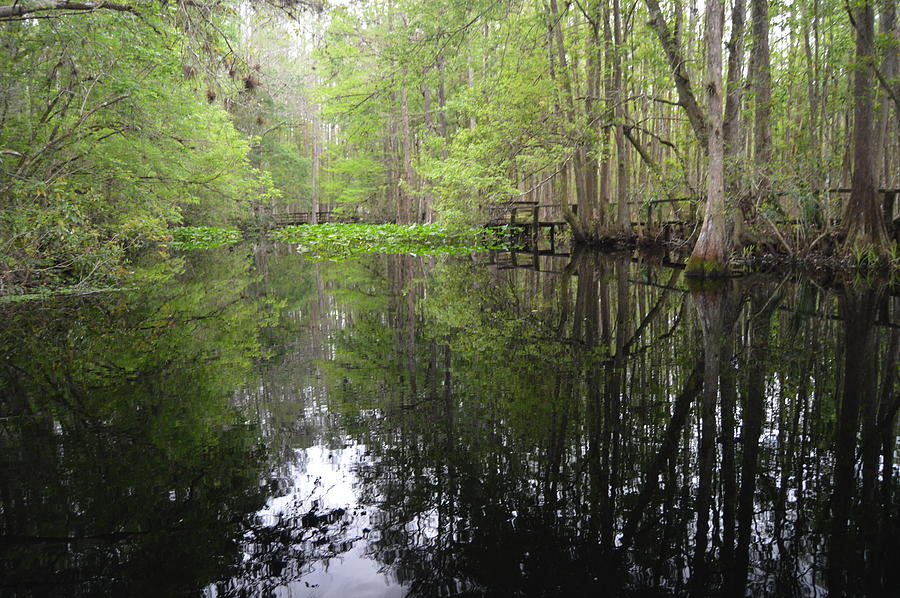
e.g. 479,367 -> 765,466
0,1 -> 139,19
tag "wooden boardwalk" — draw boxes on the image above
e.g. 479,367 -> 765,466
272,210 -> 360,227
485,201 -> 579,254
484,200 -> 693,252
485,187 -> 900,249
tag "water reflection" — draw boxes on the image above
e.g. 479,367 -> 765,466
0,249 -> 272,596
1,246 -> 898,596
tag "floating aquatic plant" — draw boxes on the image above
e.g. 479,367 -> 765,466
168,226 -> 242,250
270,223 -> 510,261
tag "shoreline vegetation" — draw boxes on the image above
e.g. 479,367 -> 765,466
1,0 -> 897,292
167,222 -> 900,277
160,223 -> 900,276
4,222 -> 898,303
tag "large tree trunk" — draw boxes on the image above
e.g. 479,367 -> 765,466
686,0 -> 727,276
843,0 -> 890,254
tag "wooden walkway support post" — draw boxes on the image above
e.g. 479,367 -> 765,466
884,191 -> 895,229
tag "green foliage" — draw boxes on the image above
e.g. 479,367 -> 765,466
169,226 -> 242,250
0,7 -> 273,293
321,155 -> 386,209
269,223 -> 509,260
252,137 -> 311,203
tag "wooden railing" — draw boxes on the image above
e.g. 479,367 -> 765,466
272,211 -> 361,227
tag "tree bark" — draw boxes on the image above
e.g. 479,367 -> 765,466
686,0 -> 727,276
399,86 -> 415,223
547,0 -> 584,239
723,0 -> 747,157
749,0 -> 772,200
613,0 -> 632,234
874,0 -> 899,182
585,7 -> 602,232
723,0 -> 748,242
311,110 -> 320,224
843,0 -> 890,253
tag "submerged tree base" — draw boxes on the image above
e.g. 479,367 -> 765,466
684,255 -> 731,278
570,225 -> 899,277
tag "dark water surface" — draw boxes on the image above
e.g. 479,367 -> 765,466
1,245 -> 898,597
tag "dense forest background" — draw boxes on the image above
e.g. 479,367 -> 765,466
1,0 -> 898,289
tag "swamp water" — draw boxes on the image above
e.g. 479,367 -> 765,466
0,244 -> 897,597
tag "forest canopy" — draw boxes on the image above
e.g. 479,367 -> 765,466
1,0 -> 898,291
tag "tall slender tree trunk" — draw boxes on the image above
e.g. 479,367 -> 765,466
422,81 -> 435,222
613,0 -> 632,235
467,60 -> 476,131
750,0 -> 772,202
686,0 -> 727,276
399,87 -> 414,223
723,0 -> 747,242
311,110 -> 320,224
437,54 -> 449,160
585,11 -> 602,233
874,0 -> 898,185
548,0 -> 583,232
600,1 -> 616,229
802,0 -> 825,226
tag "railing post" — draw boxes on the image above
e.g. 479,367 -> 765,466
883,191 -> 896,231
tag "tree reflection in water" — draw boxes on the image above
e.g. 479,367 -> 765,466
2,246 -> 897,597
0,248 -> 272,596
239,250 -> 897,597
